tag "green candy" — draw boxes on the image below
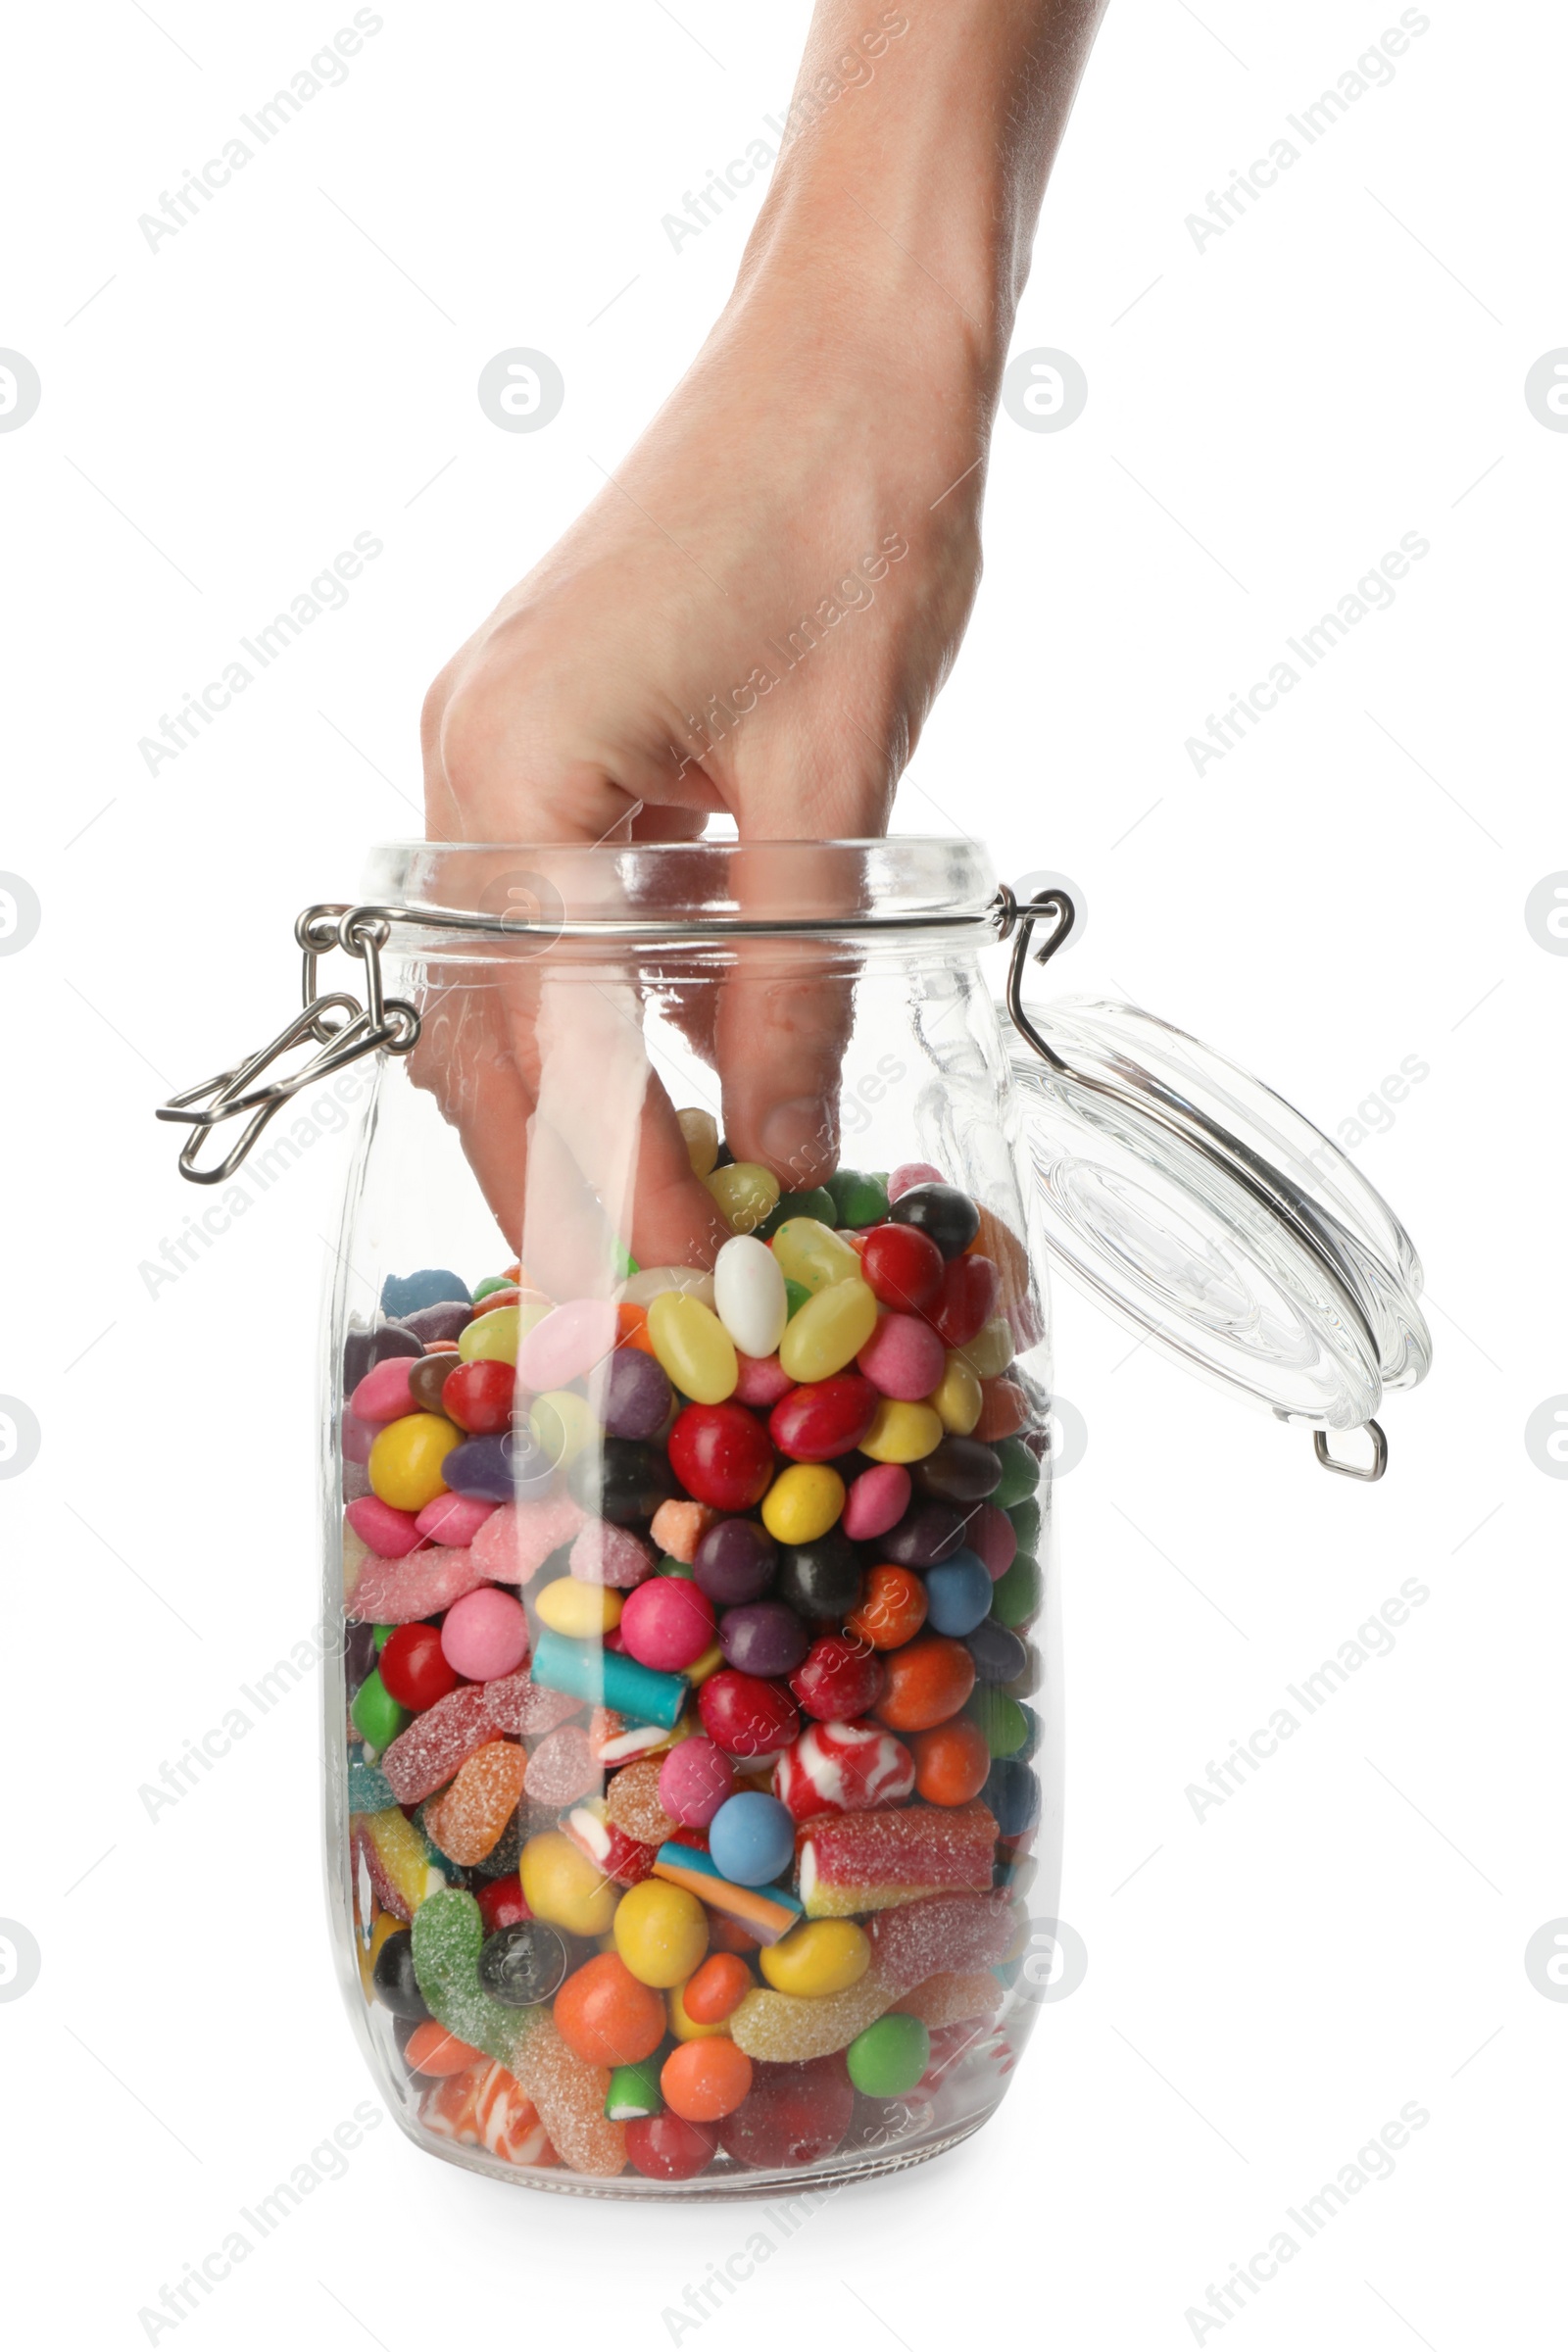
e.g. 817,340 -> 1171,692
847,2013 -> 930,2098
470,1275 -> 511,1303
1006,1495 -> 1042,1553
782,1277 -> 812,1321
372,1623 -> 394,1651
990,1551 -> 1041,1629
825,1168 -> 890,1229
350,1669 -> 406,1754
991,1436 -> 1040,1512
412,1889 -> 535,2067
967,1688 -> 1029,1757
606,2059 -> 663,2121
759,1187 -> 838,1240
658,1554 -> 696,1579
347,1759 -> 395,1811
611,1243 -> 639,1280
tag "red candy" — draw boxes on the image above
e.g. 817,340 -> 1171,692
715,2054 -> 855,2169
789,1636 -> 884,1723
624,2110 -> 719,2180
667,1402 -> 774,1512
378,1622 -> 462,1713
440,1357 -> 515,1435
860,1222 -> 945,1313
768,1376 -> 879,1464
698,1669 -> 800,1761
928,1253 -> 1000,1348
774,1718 -> 916,1822
475,1874 -> 532,1934
875,1636 -> 975,1733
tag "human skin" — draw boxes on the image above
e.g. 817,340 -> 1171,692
416,0 -> 1109,1279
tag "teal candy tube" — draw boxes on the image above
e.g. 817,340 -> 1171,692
528,1628 -> 689,1729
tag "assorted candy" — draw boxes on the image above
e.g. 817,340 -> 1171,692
342,1140 -> 1046,2185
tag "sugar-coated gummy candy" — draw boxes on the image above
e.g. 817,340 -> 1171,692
416,1491 -> 497,1547
425,1740 -> 529,1865
355,1809 -> 454,1921
624,2109 -> 718,2180
569,1518 -> 656,1590
412,1889 -> 535,2067
842,1462 -> 911,1542
713,1234 -> 789,1359
773,1719 -> 915,1823
726,1969 -> 892,2063
648,1498 -> 715,1564
894,1969 -> 1004,2030
708,1792 -> 795,1887
658,1736 -> 735,1830
606,1758 -> 679,1847
510,2011 -> 627,2178
470,1493 -> 586,1585
866,1888 -> 1017,1986
923,1550 -> 995,1638
348,1543 -> 490,1626
518,1831 -> 618,1937
760,1919 -> 871,1998
441,1586 -> 530,1681
380,1668 -> 576,1804
524,1723 -> 602,1807
478,1920 -> 568,2007
345,1494 -> 422,1557
661,2036 -> 753,2123
847,2012 -> 930,2098
613,1877 -> 710,1988
715,2053 -> 855,2167
348,1759 -> 394,1812
554,1952 -> 666,2067
798,1800 -> 998,1916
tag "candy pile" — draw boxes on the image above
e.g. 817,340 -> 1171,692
341,1133 -> 1046,2184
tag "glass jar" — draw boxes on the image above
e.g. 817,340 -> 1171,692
160,836 -> 1429,2197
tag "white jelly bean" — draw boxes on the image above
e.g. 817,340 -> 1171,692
713,1234 -> 789,1359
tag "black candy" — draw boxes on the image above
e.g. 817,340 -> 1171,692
888,1181 -> 980,1259
878,1502 -> 967,1569
570,1439 -> 678,1526
912,1437 -> 1003,1505
775,1532 -> 863,1619
966,1617 -> 1028,1685
479,1921 -> 568,2007
984,1756 -> 1042,1838
371,1929 -> 431,2020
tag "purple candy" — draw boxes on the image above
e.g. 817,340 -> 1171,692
719,1599 -> 810,1679
880,1502 -> 966,1569
693,1518 -> 777,1607
965,1617 -> 1028,1685
601,1348 -> 673,1443
342,1319 -> 421,1393
397,1300 -> 473,1347
442,1430 -> 555,1503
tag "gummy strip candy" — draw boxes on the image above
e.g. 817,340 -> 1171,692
509,2012 -> 627,2179
348,1544 -> 494,1625
651,1843 -> 803,1945
423,1740 -> 528,1865
893,1970 -> 1004,2030
412,1889 -> 538,2070
381,1669 -> 576,1805
352,1809 -> 453,1923
728,1892 -> 1016,2062
797,1800 -> 998,1917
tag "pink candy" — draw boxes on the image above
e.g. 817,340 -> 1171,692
570,1519 -> 656,1590
732,1351 -> 794,1407
341,1408 -> 379,1467
349,1544 -> 491,1625
381,1668 -> 577,1803
842,1464 -> 911,1543
471,1494 -> 586,1585
857,1313 -> 945,1401
516,1298 -> 618,1392
416,1493 -> 497,1547
888,1161 -> 944,1201
345,1496 -> 423,1558
440,1587 -> 530,1681
619,1578 -> 716,1672
968,1498 -> 1017,1579
349,1357 -> 418,1423
658,1735 -> 736,1828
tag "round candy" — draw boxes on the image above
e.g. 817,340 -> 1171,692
648,1291 -> 738,1405
856,1314 -> 946,1402
439,1587 -> 530,1681
692,1517 -> 777,1606
760,1463 -> 846,1547
845,1563 -> 928,1650
698,1670 -> 800,1761
367,1413 -> 460,1512
708,1791 -> 796,1886
789,1636 -> 884,1723
719,1601 -> 809,1680
571,1437 -> 679,1526
858,1398 -> 944,1464
966,1616 -> 1029,1684
889,1181 -> 980,1259
779,1278 -> 879,1384
519,1831 -> 618,1936
440,1357 -> 514,1436
875,1635 -> 975,1732
668,1402 -> 774,1513
658,1736 -> 736,1829
444,1429 -> 555,1502
824,1168 -> 890,1229
773,1532 -> 862,1621
378,1621 -> 461,1712
769,1374 -> 879,1463
661,2037 -> 754,2123
553,1952 -> 666,2066
713,1234 -> 789,1358
600,1347 -> 673,1442
991,1435 -> 1041,1511
847,2013 -> 930,2097
929,1252 -> 1000,1348
879,1502 -> 966,1568
984,1754 -> 1042,1837
909,1716 -> 993,1805
912,1435 -> 1004,1504
613,1878 -> 710,1988
625,2110 -> 719,2180
773,1718 -> 916,1820
371,1928 -> 430,2020
922,1549 -> 995,1638
666,1976 -> 732,2041
841,1463 -> 911,1543
681,1952 -> 753,2024
859,1219 -> 945,1311
619,1577 -> 716,1672
760,1919 -> 870,1997
477,1919 -> 569,2006
715,2053 -> 854,2169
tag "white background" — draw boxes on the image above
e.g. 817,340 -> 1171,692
3,3 -> 1564,2346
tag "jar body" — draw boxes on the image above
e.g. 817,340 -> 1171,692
323,843 -> 1059,2195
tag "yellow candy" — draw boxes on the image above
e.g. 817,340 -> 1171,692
358,1808 -> 449,1918
529,1388 -> 599,1467
648,1291 -> 738,1405
612,1879 -> 710,1987
367,1413 -> 460,1511
929,1351 -> 983,1436
458,1300 -> 550,1365
761,1462 -> 847,1545
666,1979 -> 733,2041
760,1919 -> 872,1998
685,1641 -> 725,1687
519,1832 -> 619,1936
770,1217 -> 861,1296
534,1577 -> 623,1638
677,1107 -> 720,1179
859,1398 -> 945,1463
778,1277 -> 879,1383
706,1161 -> 781,1235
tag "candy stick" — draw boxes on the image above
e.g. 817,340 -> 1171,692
530,1629 -> 688,1729
797,1800 -> 998,1917
650,1844 -> 803,1945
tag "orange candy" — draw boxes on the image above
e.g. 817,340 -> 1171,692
553,1953 -> 667,2068
681,1952 -> 753,2024
404,2021 -> 486,2077
909,1717 -> 992,1805
875,1635 -> 976,1733
847,1563 -> 928,1651
616,1301 -> 659,1356
661,2036 -> 754,2122
706,1913 -> 762,1955
424,1740 -> 528,1865
967,1205 -> 1042,1348
974,1378 -> 1029,1442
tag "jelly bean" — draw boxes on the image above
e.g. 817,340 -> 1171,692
379,1622 -> 461,1712
536,1578 -> 624,1639
341,1409 -> 379,1469
958,1314 -> 1016,1381
757,1186 -> 837,1239
760,1919 -> 871,1998
706,1162 -> 781,1235
621,1265 -> 716,1311
889,1181 -> 979,1259
879,1501 -> 966,1568
405,2020 -> 486,2076
912,1434 -> 1003,1503
990,1434 -> 1041,1510
599,1348 -> 673,1443
967,1498 -> 1017,1578
929,1252 -> 1000,1348
368,1413 -> 460,1512
846,1563 -> 928,1650
824,1169 -> 890,1229
964,1617 -> 1028,1686
517,1299 -> 619,1392
344,1320 -> 422,1395
647,1292 -> 738,1405
471,1494 -> 586,1585
383,1269 -> 471,1318
445,1428 -> 556,1503
771,1218 -> 862,1297
520,1831 -> 619,1937
888,1160 -> 944,1200
928,1351 -> 983,1435
479,1920 -> 569,2006
619,1579 -> 716,1673
709,1790 -> 795,1886
658,1736 -> 735,1829
471,1275 -> 512,1304
351,1357 -> 420,1423
607,2057 -> 664,2117
856,1313 -> 945,1402
908,1716 -> 992,1805
773,1719 -> 915,1821
713,1235 -> 789,1360
760,1463 -> 845,1546
667,1401 -> 773,1512
530,1629 -> 689,1729
416,1492 -> 496,1547
569,1519 -> 655,1590
372,1927 -> 431,2019
408,1359 -> 459,1424
875,1636 -> 975,1732
790,1636 -> 884,1724
345,1495 -> 423,1558
778,1277 -> 878,1384
782,1277 -> 811,1321
614,1878 -> 710,1987
692,1516 -> 777,1606
847,2013 -> 929,2097
733,1349 -> 794,1408
769,1373 -> 879,1461
923,1549 -> 994,1638
773,1532 -> 861,1620
458,1305 -> 525,1365
983,1755 -> 1041,1837
715,2053 -> 855,2163
351,1670 -> 407,1753
681,1951 -> 753,2024
698,1670 -> 800,1762
677,1106 -> 720,1179
719,1601 -> 809,1681
858,1399 -> 944,1464
441,1587 -> 530,1681
661,2037 -> 755,2127
841,1463 -> 911,1543
528,1389 -> 600,1466
475,1875 -> 533,1935
554,1953 -> 666,2067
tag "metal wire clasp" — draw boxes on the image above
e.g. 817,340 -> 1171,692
155,905 -> 419,1185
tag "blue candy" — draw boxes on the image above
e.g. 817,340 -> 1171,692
708,1791 -> 796,1887
923,1548 -> 994,1637
529,1628 -> 689,1729
983,1756 -> 1041,1838
380,1267 -> 471,1317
